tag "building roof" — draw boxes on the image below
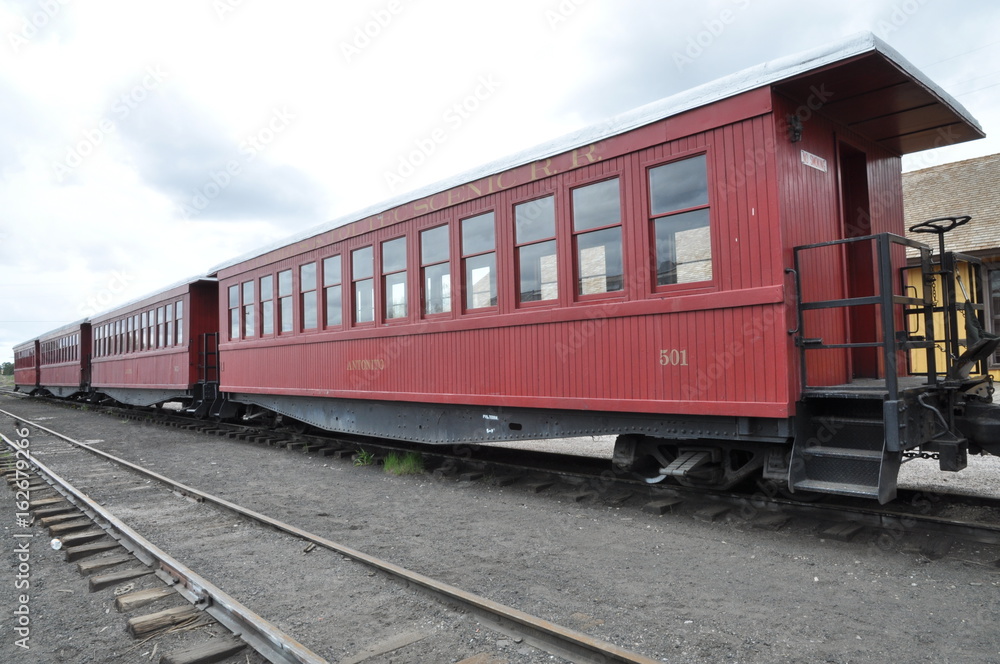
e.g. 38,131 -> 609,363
207,32 -> 984,276
903,153 -> 1000,256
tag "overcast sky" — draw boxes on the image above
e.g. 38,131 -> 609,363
2,0 -> 999,363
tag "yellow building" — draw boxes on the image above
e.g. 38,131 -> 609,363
903,153 -> 1000,380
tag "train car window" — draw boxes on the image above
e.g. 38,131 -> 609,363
515,196 -> 558,303
352,246 -> 375,324
174,302 -> 182,345
572,178 -> 624,296
461,212 -> 497,309
278,270 -> 293,333
649,155 -> 712,286
166,303 -> 174,345
382,237 -> 407,320
421,225 -> 451,315
323,256 -> 342,327
228,285 -> 240,340
260,276 -> 273,335
242,281 -> 255,337
301,263 -> 318,330
158,307 -> 166,348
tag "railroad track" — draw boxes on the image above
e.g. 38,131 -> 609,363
10,393 -> 1000,554
0,404 -> 662,664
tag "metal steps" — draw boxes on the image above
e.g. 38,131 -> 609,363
789,397 -> 899,503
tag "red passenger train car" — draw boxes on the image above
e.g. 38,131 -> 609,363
89,278 -> 218,406
206,34 -> 991,501
14,34 -> 1000,503
13,339 -> 39,393
36,321 -> 91,398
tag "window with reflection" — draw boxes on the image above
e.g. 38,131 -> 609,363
353,246 -> 375,323
421,225 -> 451,315
278,270 -> 293,333
515,195 -> 558,303
649,154 -> 712,286
323,256 -> 342,327
382,237 -> 407,320
241,282 -> 254,337
462,212 -> 497,309
301,262 -> 317,330
175,301 -> 184,345
260,277 -> 273,335
572,178 -> 624,296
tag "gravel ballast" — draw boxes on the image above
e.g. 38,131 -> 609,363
2,396 -> 1000,663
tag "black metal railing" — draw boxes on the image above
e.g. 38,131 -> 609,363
788,233 -> 935,401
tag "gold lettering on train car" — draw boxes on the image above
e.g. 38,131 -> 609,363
531,158 -> 556,180
495,171 -> 516,190
346,359 -> 386,370
658,349 -> 689,366
571,143 -> 601,168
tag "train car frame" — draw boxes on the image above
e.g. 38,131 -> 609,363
89,278 -> 218,407
204,33 -> 990,502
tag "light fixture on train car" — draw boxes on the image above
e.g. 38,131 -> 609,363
787,114 -> 803,142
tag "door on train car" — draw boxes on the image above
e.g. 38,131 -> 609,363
837,142 -> 879,379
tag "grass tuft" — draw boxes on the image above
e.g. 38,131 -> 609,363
353,449 -> 375,466
383,451 -> 425,476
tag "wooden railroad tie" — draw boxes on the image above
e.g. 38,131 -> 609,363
115,586 -> 176,613
88,567 -> 154,592
159,638 -> 246,664
127,604 -> 201,638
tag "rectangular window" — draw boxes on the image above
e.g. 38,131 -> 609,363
132,315 -> 140,352
515,196 -> 558,303
421,225 -> 451,315
353,246 -> 374,323
649,154 -> 712,286
301,263 -> 317,330
278,270 -> 293,333
229,285 -> 240,340
260,276 -> 273,335
157,307 -> 165,348
462,212 -> 497,309
573,178 -> 624,296
165,303 -> 174,346
323,256 -> 342,327
175,300 -> 184,346
242,281 -> 255,337
382,237 -> 407,320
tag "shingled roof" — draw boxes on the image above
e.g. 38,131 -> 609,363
904,153 -> 1000,256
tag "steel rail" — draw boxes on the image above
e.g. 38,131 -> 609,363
0,429 -> 327,664
0,406 -> 662,664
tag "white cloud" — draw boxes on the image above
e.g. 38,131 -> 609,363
3,0 -> 999,361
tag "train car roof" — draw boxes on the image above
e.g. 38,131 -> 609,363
87,275 -> 218,324
208,31 -> 983,276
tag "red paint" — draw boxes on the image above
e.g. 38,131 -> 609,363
90,280 -> 217,391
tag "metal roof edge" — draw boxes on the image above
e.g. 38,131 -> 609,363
206,32 -> 979,275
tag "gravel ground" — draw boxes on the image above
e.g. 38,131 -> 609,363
3,396 -> 1000,663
